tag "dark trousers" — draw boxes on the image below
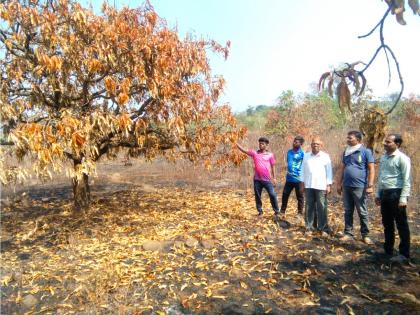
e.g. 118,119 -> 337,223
281,181 -> 304,213
254,180 -> 279,214
380,189 -> 410,258
305,189 -> 329,232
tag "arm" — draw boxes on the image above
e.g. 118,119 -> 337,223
271,164 -> 277,184
336,163 -> 345,195
269,153 -> 277,184
366,162 -> 375,194
375,157 -> 383,206
325,157 -> 333,194
299,156 -> 306,193
399,156 -> 411,206
236,143 -> 250,155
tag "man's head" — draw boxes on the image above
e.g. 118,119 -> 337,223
311,136 -> 323,155
293,136 -> 304,150
384,133 -> 403,154
347,130 -> 362,146
258,137 -> 269,151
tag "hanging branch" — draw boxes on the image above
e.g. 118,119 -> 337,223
357,5 -> 404,115
318,0 -> 419,115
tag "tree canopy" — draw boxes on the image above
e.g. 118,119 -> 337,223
0,0 -> 246,207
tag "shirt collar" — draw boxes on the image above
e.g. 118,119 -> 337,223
386,148 -> 400,157
310,151 -> 322,157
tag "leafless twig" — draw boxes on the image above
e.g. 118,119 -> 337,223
358,5 -> 404,115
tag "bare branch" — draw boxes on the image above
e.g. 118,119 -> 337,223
130,97 -> 154,120
357,4 -> 404,114
383,46 -> 392,86
0,140 -> 14,146
383,45 -> 404,115
358,7 -> 392,39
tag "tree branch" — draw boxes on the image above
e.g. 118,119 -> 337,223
358,6 -> 392,39
130,97 -> 154,120
357,4 -> 404,115
0,140 -> 14,146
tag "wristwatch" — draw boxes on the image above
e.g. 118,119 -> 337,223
367,184 -> 373,188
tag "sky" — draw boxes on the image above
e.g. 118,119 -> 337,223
93,0 -> 419,112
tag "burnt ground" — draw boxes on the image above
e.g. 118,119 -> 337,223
1,160 -> 419,314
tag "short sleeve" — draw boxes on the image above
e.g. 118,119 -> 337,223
365,148 -> 374,163
269,153 -> 276,165
248,150 -> 256,157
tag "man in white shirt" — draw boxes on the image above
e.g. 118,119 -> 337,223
299,137 -> 333,234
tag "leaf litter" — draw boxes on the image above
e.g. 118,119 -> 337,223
1,186 -> 419,314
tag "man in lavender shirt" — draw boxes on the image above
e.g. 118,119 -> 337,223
237,137 -> 280,218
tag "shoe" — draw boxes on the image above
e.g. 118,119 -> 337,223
273,213 -> 280,222
362,236 -> 374,245
390,254 -> 409,264
339,234 -> 354,242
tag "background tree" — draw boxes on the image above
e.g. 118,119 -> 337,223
265,90 -> 346,142
0,0 -> 246,210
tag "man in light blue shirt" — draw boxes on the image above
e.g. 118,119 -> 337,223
375,134 -> 411,263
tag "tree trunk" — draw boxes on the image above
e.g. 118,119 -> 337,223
72,172 -> 90,212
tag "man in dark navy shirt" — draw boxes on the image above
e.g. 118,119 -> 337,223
337,131 -> 375,244
280,136 -> 305,216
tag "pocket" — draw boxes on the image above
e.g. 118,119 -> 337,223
382,189 -> 401,201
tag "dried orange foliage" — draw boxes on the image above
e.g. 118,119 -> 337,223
359,107 -> 388,152
0,0 -> 246,184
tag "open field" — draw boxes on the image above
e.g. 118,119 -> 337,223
1,158 -> 419,314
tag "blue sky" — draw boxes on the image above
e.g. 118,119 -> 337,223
93,1 -> 419,111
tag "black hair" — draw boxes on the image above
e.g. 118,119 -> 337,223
294,135 -> 305,144
348,130 -> 362,141
258,137 -> 269,144
389,133 -> 403,147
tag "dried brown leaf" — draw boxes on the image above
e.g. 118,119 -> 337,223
318,72 -> 331,91
336,79 -> 351,112
359,72 -> 367,96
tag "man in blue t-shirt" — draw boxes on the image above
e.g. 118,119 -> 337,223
337,131 -> 375,244
280,136 -> 305,216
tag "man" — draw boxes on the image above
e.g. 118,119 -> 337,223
300,137 -> 333,235
375,134 -> 411,263
337,131 -> 375,244
280,136 -> 305,216
237,137 -> 280,218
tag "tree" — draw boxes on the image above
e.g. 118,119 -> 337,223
0,0 -> 246,210
265,91 -> 346,141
